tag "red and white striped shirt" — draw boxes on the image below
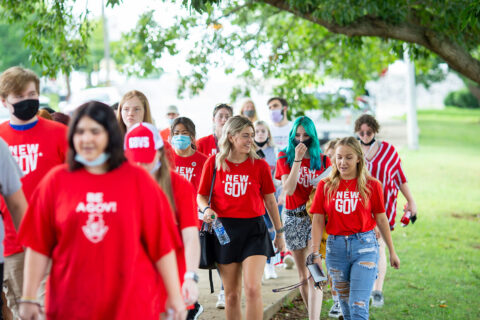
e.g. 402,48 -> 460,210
365,141 -> 407,229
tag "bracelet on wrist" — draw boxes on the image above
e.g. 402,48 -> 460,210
275,226 -> 285,234
202,206 -> 210,214
18,297 -> 41,307
294,159 -> 302,162
311,252 -> 322,259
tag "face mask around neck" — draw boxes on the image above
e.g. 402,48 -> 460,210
75,152 -> 110,167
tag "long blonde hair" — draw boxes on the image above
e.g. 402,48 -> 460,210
216,115 -> 259,171
325,136 -> 372,202
153,149 -> 175,212
116,90 -> 154,135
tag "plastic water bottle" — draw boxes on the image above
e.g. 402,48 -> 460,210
213,219 -> 230,245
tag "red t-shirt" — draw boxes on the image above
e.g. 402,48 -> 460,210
160,127 -> 170,141
275,152 -> 331,210
18,162 -> 180,320
196,134 -> 217,157
0,117 -> 67,256
173,151 -> 208,192
310,178 -> 386,235
198,156 -> 275,218
159,171 -> 198,312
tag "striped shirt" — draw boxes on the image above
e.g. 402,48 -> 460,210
365,141 -> 407,229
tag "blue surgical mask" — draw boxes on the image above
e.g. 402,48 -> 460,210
171,135 -> 191,150
167,118 -> 175,125
75,153 -> 110,167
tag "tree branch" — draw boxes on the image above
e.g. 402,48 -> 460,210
262,0 -> 480,84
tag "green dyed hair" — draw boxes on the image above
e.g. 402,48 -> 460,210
280,116 -> 323,170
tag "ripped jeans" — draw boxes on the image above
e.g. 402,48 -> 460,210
326,230 -> 379,320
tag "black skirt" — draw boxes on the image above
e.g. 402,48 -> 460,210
214,216 -> 275,264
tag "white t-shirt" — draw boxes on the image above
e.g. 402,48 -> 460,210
270,121 -> 293,150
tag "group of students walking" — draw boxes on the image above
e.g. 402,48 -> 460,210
0,66 -> 416,320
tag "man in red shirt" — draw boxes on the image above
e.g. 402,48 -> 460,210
0,66 -> 68,318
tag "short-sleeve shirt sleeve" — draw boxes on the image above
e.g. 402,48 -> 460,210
310,180 -> 326,215
172,173 -> 199,230
197,156 -> 215,197
18,171 -> 57,256
274,152 -> 290,180
138,172 -> 181,262
0,138 -> 23,197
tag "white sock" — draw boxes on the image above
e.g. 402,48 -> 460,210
332,294 -> 339,303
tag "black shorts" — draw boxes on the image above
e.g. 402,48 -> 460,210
214,216 -> 275,264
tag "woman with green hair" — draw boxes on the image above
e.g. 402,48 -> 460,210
275,116 -> 331,319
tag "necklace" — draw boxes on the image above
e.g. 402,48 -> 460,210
343,179 -> 356,191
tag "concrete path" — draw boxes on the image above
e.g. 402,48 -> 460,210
197,265 -> 300,320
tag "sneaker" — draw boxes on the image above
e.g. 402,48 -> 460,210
328,301 -> 343,318
264,263 -> 278,280
370,290 -> 384,308
283,253 -> 295,270
216,290 -> 226,309
187,302 -> 204,320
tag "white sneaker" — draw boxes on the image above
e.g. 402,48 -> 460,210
264,263 -> 278,280
328,301 -> 343,318
283,254 -> 295,270
216,290 -> 225,309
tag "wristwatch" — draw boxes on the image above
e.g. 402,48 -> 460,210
184,271 -> 199,283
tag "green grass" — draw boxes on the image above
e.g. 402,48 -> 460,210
320,107 -> 480,319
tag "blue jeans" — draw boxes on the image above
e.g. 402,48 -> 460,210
326,230 -> 379,320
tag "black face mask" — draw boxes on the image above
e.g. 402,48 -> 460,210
11,99 -> 39,121
357,136 -> 376,146
293,138 -> 312,148
254,138 -> 269,148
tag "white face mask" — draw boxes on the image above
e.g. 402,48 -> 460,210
75,153 -> 110,167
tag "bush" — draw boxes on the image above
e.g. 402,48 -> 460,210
444,89 -> 480,108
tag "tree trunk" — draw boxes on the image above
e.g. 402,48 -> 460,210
466,83 -> 480,103
65,73 -> 72,102
263,0 -> 480,85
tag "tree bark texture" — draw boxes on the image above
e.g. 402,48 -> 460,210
263,0 -> 480,85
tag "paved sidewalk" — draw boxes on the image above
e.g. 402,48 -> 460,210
197,265 -> 300,320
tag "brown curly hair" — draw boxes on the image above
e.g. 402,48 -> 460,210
354,114 -> 380,134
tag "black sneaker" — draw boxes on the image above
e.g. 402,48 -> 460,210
187,302 -> 204,320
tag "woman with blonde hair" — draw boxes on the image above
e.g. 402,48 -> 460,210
117,90 -> 176,167
310,136 -> 400,320
239,99 -> 258,122
198,115 -> 285,320
116,90 -> 154,134
275,116 -> 331,319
